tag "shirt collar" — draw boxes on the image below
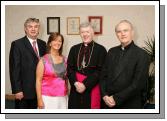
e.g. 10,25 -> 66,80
27,36 -> 37,44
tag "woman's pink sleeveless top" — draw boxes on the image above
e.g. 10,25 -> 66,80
41,54 -> 67,96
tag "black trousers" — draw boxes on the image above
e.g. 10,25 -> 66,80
15,98 -> 37,109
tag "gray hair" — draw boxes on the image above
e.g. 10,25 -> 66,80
24,18 -> 40,27
115,20 -> 134,32
79,22 -> 93,30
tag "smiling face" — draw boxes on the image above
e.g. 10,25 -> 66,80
47,33 -> 64,55
80,26 -> 94,45
115,22 -> 134,47
24,21 -> 40,40
50,36 -> 62,51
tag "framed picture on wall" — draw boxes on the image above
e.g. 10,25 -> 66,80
67,17 -> 80,35
47,17 -> 60,34
88,16 -> 103,35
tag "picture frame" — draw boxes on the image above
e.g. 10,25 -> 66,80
47,17 -> 60,34
67,17 -> 80,35
88,16 -> 103,35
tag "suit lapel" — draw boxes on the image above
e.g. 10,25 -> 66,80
23,36 -> 39,58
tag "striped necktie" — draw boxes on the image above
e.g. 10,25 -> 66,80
32,41 -> 39,58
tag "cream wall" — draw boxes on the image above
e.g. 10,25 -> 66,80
5,5 -> 155,94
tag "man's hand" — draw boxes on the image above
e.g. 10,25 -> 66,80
103,95 -> 116,108
15,92 -> 24,100
74,82 -> 86,93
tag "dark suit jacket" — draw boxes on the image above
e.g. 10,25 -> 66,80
9,36 -> 46,99
100,41 -> 149,108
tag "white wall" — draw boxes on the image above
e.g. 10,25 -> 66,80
5,5 -> 155,94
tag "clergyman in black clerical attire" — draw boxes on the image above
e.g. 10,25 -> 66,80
100,20 -> 149,109
67,22 -> 107,109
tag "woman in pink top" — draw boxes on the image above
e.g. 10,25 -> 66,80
36,32 -> 68,109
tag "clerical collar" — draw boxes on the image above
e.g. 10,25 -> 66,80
83,41 -> 94,47
121,41 -> 134,51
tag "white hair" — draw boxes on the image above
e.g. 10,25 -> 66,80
115,20 -> 134,32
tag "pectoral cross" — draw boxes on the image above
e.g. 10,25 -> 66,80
81,55 -> 86,69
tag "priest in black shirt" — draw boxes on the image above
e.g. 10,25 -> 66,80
100,20 -> 149,109
67,22 -> 107,109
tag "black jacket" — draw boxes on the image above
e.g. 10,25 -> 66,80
100,41 -> 149,108
9,36 -> 46,99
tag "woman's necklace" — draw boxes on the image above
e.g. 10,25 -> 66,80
77,41 -> 94,70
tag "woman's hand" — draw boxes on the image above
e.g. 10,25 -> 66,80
37,99 -> 44,109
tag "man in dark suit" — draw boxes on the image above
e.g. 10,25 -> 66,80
9,18 -> 46,109
100,20 -> 149,109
